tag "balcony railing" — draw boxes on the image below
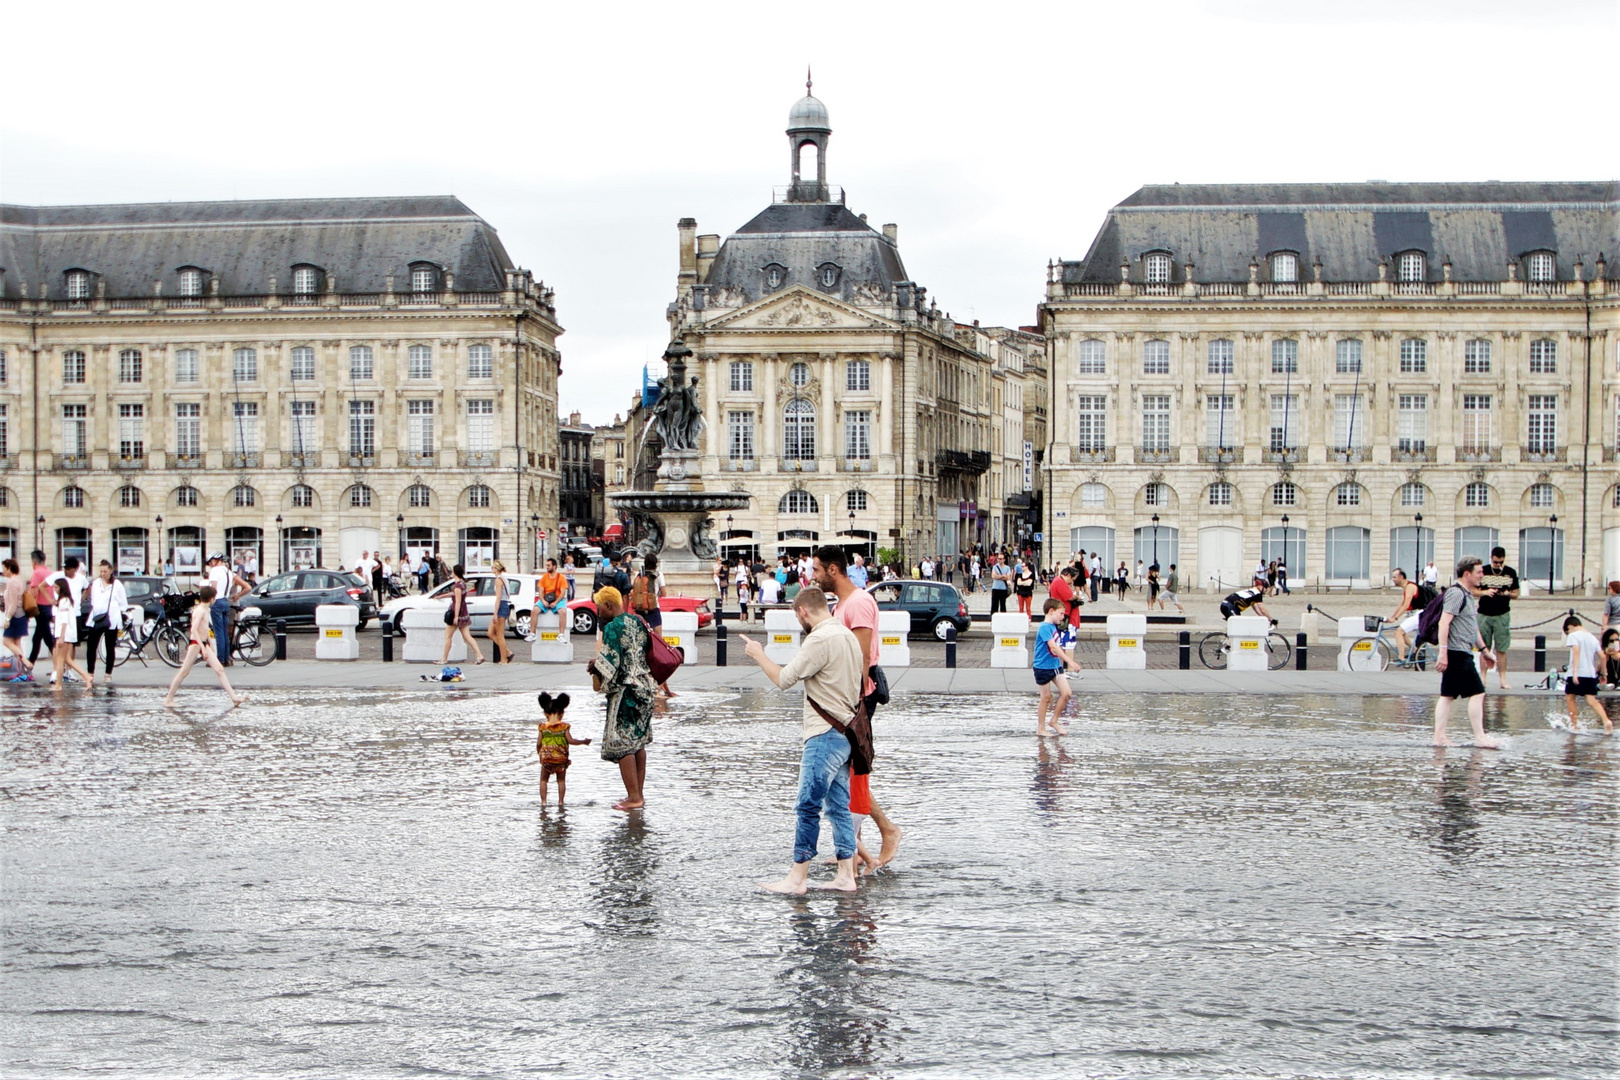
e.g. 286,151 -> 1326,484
1198,446 -> 1244,465
782,457 -> 819,473
1068,446 -> 1114,465
1052,275 -> 1608,303
937,449 -> 992,474
114,453 -> 147,469
722,457 -> 758,472
59,455 -> 89,470
174,453 -> 205,468
1522,446 -> 1566,463
405,451 -> 436,467
460,450 -> 497,468
227,452 -> 262,469
1328,447 -> 1369,463
281,451 -> 317,468
0,453 -> 14,470
1137,446 -> 1178,464
1262,448 -> 1302,464
1456,447 -> 1501,463
345,453 -> 377,468
839,457 -> 873,472
1394,445 -> 1437,463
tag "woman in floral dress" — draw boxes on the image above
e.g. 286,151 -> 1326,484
587,586 -> 656,811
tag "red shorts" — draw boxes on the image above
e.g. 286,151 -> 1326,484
848,770 -> 872,816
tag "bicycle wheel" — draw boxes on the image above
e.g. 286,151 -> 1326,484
1266,631 -> 1292,670
113,627 -> 142,668
234,620 -> 273,666
1370,640 -> 1395,672
1199,632 -> 1230,669
156,624 -> 189,668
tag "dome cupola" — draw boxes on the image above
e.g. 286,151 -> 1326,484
786,71 -> 831,202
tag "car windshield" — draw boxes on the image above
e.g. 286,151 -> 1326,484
123,581 -> 154,600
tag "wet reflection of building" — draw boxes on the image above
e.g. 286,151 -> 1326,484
782,901 -> 887,1075
1430,747 -> 1487,863
591,816 -> 659,938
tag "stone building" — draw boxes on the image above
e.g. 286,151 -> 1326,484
668,86 -> 1004,567
558,411 -> 600,542
962,323 -> 1047,553
1040,182 -> 1619,592
0,197 -> 562,576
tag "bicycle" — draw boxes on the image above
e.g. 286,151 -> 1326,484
230,608 -> 274,667
114,598 -> 191,669
1349,620 -> 1438,672
1198,622 -> 1293,670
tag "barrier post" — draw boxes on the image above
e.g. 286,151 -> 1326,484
403,607 -> 461,662
1296,631 -> 1307,670
661,611 -> 698,665
715,620 -> 727,667
1337,617 -> 1381,672
274,619 -> 287,661
1225,615 -> 1271,672
989,613 -> 1031,668
763,607 -> 802,665
1534,635 -> 1546,673
314,604 -> 360,661
1178,630 -> 1190,670
382,619 -> 393,662
1105,613 -> 1147,670
945,622 -> 957,669
877,610 -> 911,668
529,609 -> 572,663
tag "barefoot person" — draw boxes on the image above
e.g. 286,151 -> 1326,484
585,587 -> 656,811
1034,598 -> 1080,735
49,580 -> 93,692
1433,557 -> 1497,749
1561,616 -> 1613,734
740,586 -> 864,895
163,586 -> 247,708
1477,546 -> 1519,691
535,692 -> 592,804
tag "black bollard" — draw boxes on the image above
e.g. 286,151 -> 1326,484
945,622 -> 957,669
716,620 -> 727,667
1178,630 -> 1191,670
1534,635 -> 1546,673
274,619 -> 287,662
1296,631 -> 1308,670
381,618 -> 393,662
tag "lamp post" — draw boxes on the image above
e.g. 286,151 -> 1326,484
531,512 -> 540,569
1280,514 -> 1290,576
396,514 -> 404,562
1151,512 -> 1160,565
154,515 -> 163,575
1548,514 -> 1558,595
275,515 -> 283,574
1413,512 -> 1423,577
36,514 -> 45,553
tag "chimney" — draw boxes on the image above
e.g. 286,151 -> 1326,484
696,234 -> 720,283
882,223 -> 898,243
677,218 -> 698,286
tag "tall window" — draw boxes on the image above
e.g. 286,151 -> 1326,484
408,484 -> 432,508
1529,338 -> 1557,374
1271,339 -> 1298,373
63,486 -> 85,508
66,271 -> 91,300
1075,395 -> 1107,451
232,485 -> 256,508
292,484 -> 314,508
407,400 -> 435,454
1325,339 -> 1358,375
1527,395 -> 1557,453
1397,251 -> 1426,282
844,410 -> 871,459
119,485 -> 141,508
727,411 -> 755,460
1336,483 -> 1361,507
1142,340 -> 1170,375
63,350 -> 86,384
1142,482 -> 1166,507
1271,252 -> 1298,283
232,347 -> 256,382
788,362 -> 810,388
1077,339 -> 1106,375
784,399 -> 816,460
349,345 -> 373,381
1397,394 -> 1428,452
1142,395 -> 1170,451
408,345 -> 432,379
62,404 -> 87,457
289,400 -> 316,454
232,402 -> 259,453
411,266 -> 436,293
285,345 -> 313,381
466,485 -> 491,509
349,400 -> 375,456
1527,251 -> 1556,283
1334,393 -> 1365,450
1465,482 -> 1490,508
1462,394 -> 1493,451
349,485 -> 374,509
1207,339 -> 1234,375
1399,338 -> 1427,373
1079,483 -> 1107,508
466,400 -> 494,451
117,403 -> 145,459
729,360 -> 754,392
1271,481 -> 1297,507
468,344 -> 493,379
1144,252 -> 1171,283
175,486 -> 198,507
0,404 -> 9,456
846,490 -> 868,512
119,348 -> 143,383
846,359 -> 870,391
1529,482 -> 1555,509
1205,394 -> 1236,448
1464,338 -> 1491,373
1400,482 -> 1426,507
175,347 -> 199,383
1207,481 -> 1232,507
177,268 -> 203,296
779,490 -> 817,514
1268,394 -> 1298,452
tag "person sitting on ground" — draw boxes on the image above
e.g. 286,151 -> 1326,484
1219,586 -> 1273,623
535,691 -> 591,805
1386,568 -> 1437,661
1034,598 -> 1080,736
1562,616 -> 1613,735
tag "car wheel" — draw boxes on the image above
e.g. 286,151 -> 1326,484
357,619 -> 371,633
571,609 -> 596,635
931,617 -> 956,641
513,610 -> 533,638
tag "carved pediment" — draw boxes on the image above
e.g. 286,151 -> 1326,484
710,287 -> 890,331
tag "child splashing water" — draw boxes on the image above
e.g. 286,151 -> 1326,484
536,692 -> 591,805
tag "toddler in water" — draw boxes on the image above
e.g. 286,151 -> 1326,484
536,692 -> 591,804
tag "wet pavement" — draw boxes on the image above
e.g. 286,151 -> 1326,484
2,687 -> 1615,1078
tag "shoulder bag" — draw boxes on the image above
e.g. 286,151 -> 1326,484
637,615 -> 684,683
808,695 -> 874,776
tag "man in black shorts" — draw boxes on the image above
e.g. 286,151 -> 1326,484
1219,586 -> 1273,622
1562,615 -> 1613,734
1433,556 -> 1498,749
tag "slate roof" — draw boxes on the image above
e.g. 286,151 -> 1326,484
0,196 -> 517,300
702,201 -> 908,305
1063,182 -> 1620,284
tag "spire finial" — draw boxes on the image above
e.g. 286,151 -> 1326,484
806,65 -> 812,95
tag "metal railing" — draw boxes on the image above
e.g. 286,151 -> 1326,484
1197,446 -> 1243,464
460,450 -> 497,468
1522,447 -> 1566,463
1393,445 -> 1437,463
1456,447 -> 1501,462
227,452 -> 262,468
281,451 -> 317,468
1137,447 -> 1178,464
1068,446 -> 1114,464
173,454 -> 205,468
722,458 -> 758,472
59,455 -> 89,470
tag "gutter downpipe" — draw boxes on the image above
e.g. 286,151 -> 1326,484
1580,282 -> 1592,592
31,316 -> 40,551
514,310 -> 525,574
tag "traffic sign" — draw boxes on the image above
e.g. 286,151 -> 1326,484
537,529 -> 548,539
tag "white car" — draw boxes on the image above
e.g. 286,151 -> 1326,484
379,573 -> 545,637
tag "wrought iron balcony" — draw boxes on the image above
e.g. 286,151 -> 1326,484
173,453 -> 205,469
1137,446 -> 1178,464
1328,447 -> 1369,463
281,452 -> 317,468
345,453 -> 376,468
722,457 -> 758,472
59,455 -> 89,470
114,453 -> 147,469
227,452 -> 262,469
1262,448 -> 1302,465
839,457 -> 873,473
1521,446 -> 1566,463
460,450 -> 497,468
782,457 -> 819,473
937,449 -> 992,474
1393,445 -> 1437,463
405,451 -> 437,467
1456,447 -> 1501,463
1198,446 -> 1243,465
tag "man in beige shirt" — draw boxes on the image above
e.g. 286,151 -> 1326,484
740,586 -> 864,895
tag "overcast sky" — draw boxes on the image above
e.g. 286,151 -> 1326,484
4,0 -> 1614,425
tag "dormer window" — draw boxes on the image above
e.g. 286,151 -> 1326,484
816,262 -> 842,290
176,267 -> 204,297
65,270 -> 92,300
1526,251 -> 1556,283
409,263 -> 439,293
1270,252 -> 1298,283
763,263 -> 787,291
1143,252 -> 1172,284
1397,251 -> 1426,282
291,265 -> 322,295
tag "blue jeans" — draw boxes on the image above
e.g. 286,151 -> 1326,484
794,728 -> 855,864
210,598 -> 230,654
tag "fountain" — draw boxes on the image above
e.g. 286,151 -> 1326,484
609,340 -> 750,587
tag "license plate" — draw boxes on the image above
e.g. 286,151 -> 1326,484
771,633 -> 794,644
540,632 -> 558,642
881,635 -> 902,647
1116,637 -> 1138,648
1352,640 -> 1372,652
324,628 -> 343,638
1239,640 -> 1260,650
999,637 -> 1022,648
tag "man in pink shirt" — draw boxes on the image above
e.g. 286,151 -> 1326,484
814,545 -> 901,868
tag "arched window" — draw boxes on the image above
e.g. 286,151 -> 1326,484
65,270 -> 92,300
1526,251 -> 1556,283
1271,339 -> 1298,373
348,484 -> 373,508
174,485 -> 198,508
1400,482 -> 1426,507
466,484 -> 491,509
1271,481 -> 1297,507
779,490 -> 818,514
1530,338 -> 1557,374
177,267 -> 204,297
1207,481 -> 1232,507
1399,338 -> 1427,373
231,485 -> 257,508
846,489 -> 867,512
408,484 -> 432,508
1144,252 -> 1172,283
1335,483 -> 1361,507
1206,339 -> 1233,374
349,345 -> 374,381
291,265 -> 322,295
118,485 -> 141,508
232,347 -> 257,382
1077,339 -> 1106,374
409,263 -> 438,293
1142,339 -> 1170,374
119,349 -> 143,383
1336,339 -> 1363,374
1464,481 -> 1490,508
788,361 -> 810,387
818,263 -> 842,289
1079,483 -> 1107,508
1464,338 -> 1491,373
783,398 -> 816,460
1142,482 -> 1167,507
1529,482 -> 1555,509
292,484 -> 314,508
1397,251 -> 1426,282
764,263 -> 786,291
63,486 -> 86,509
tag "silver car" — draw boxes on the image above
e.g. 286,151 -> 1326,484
379,573 -> 543,637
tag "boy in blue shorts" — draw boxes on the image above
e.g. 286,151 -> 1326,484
1034,597 -> 1080,735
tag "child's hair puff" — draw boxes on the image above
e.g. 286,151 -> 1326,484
537,691 -> 571,716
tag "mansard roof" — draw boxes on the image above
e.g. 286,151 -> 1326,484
0,196 -> 517,299
1063,181 -> 1619,284
702,201 -> 908,305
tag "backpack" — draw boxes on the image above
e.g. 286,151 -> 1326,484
1414,584 -> 1458,648
1411,582 -> 1438,611
630,572 -> 657,615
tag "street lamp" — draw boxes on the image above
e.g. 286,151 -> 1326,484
36,514 -> 45,551
1280,514 -> 1290,574
1151,512 -> 1160,565
531,512 -> 540,570
1413,512 -> 1423,576
1548,513 -> 1558,595
155,515 -> 163,575
275,515 -> 283,574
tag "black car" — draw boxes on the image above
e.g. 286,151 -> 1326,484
119,575 -> 178,623
236,570 -> 379,629
866,579 -> 971,640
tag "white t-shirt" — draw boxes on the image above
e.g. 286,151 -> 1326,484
206,564 -> 231,599
54,598 -> 78,643
758,577 -> 781,605
67,571 -> 89,608
1423,563 -> 1438,586
1568,629 -> 1600,680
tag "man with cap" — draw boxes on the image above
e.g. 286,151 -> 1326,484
205,553 -> 250,664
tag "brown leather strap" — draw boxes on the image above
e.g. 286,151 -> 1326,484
806,695 -> 851,734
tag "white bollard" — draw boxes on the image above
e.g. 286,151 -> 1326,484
1337,616 -> 1381,672
1226,615 -> 1272,671
402,606 -> 461,663
1106,612 -> 1148,669
314,604 -> 359,661
990,612 -> 1030,668
529,609 -> 572,663
877,610 -> 911,668
660,611 -> 698,664
763,607 -> 801,666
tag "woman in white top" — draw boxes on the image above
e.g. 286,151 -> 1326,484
51,579 -> 94,691
83,561 -> 129,683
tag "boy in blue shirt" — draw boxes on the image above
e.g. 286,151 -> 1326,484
1034,597 -> 1079,735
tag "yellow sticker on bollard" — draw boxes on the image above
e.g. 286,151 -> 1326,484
664,636 -> 681,647
999,637 -> 1021,648
1116,638 -> 1138,648
540,632 -> 559,642
1239,640 -> 1260,650
324,628 -> 343,638
881,635 -> 902,647
1351,640 -> 1373,652
771,633 -> 793,644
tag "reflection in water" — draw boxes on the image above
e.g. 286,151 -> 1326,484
537,805 -> 572,850
591,815 -> 657,938
783,900 -> 886,1077
1031,740 -> 1072,819
1430,747 -> 1487,863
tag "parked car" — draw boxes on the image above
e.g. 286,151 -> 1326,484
866,579 -> 970,640
236,570 -> 379,628
118,575 -> 179,624
565,595 -> 714,636
379,573 -> 544,637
